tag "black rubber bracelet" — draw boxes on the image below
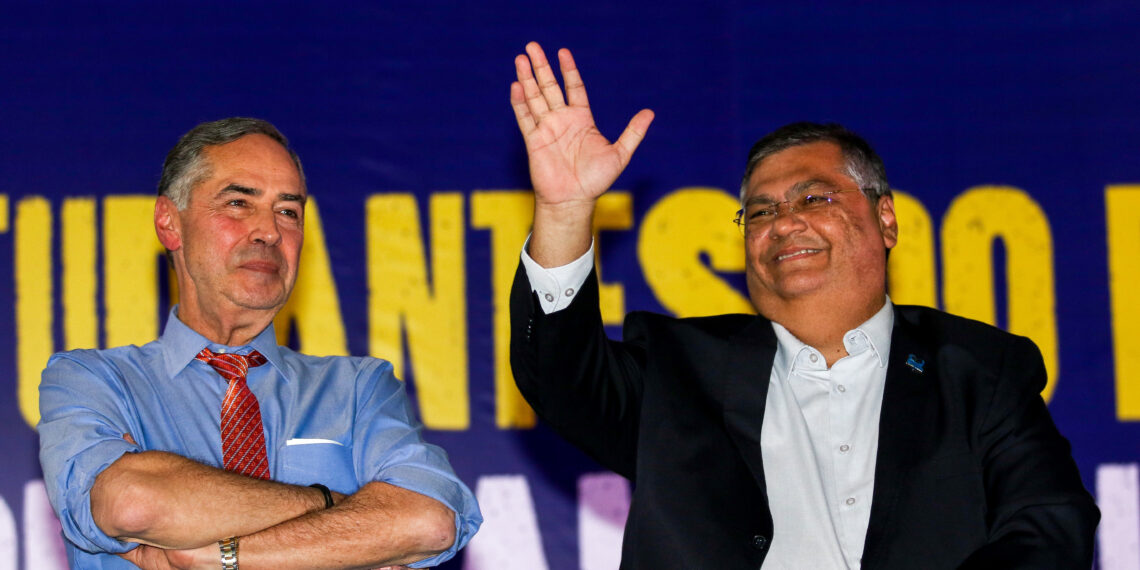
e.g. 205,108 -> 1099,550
309,483 -> 334,509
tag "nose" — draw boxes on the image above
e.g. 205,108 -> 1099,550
249,207 -> 281,246
764,207 -> 807,240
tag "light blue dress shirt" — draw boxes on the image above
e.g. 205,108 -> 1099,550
38,307 -> 481,569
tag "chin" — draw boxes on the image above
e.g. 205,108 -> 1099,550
230,289 -> 289,312
769,278 -> 830,301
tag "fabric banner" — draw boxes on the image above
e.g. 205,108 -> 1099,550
1,3 -> 1138,568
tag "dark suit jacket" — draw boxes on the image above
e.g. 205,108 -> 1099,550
510,264 -> 1098,569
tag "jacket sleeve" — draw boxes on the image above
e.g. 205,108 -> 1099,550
509,261 -> 646,478
959,335 -> 1099,569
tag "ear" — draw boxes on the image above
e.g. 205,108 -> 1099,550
877,194 -> 898,249
154,196 -> 183,252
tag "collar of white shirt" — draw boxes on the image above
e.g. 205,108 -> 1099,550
770,297 -> 894,374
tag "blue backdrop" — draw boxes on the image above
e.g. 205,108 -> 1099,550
1,2 -> 1139,568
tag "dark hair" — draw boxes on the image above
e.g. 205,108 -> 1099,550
740,122 -> 889,203
157,117 -> 305,209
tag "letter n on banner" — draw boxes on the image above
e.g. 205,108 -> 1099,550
368,193 -> 469,429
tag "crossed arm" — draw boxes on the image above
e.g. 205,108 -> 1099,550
39,353 -> 471,570
92,449 -> 452,569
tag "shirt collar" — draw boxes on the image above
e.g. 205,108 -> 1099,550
771,296 -> 895,372
160,305 -> 287,378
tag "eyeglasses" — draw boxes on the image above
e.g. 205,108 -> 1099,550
733,189 -> 860,235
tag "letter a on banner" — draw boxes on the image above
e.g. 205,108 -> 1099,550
463,475 -> 549,570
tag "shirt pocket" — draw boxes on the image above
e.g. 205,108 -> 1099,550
277,439 -> 357,493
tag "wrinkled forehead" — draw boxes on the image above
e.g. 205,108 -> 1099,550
195,136 -> 305,197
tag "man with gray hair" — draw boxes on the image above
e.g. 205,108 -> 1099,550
39,117 -> 481,569
508,42 -> 1097,568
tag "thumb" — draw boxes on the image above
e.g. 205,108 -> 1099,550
614,109 -> 655,164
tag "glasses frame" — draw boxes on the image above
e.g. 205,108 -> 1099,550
733,188 -> 862,235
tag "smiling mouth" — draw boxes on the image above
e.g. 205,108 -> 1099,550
775,248 -> 821,261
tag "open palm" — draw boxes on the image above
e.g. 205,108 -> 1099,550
511,42 -> 654,207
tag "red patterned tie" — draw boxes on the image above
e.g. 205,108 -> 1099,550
196,348 -> 271,480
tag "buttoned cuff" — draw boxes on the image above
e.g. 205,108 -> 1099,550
519,237 -> 594,314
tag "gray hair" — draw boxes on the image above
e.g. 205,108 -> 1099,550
739,122 -> 890,203
157,117 -> 306,209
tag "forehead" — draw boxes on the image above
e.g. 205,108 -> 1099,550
195,134 -> 304,198
745,141 -> 852,199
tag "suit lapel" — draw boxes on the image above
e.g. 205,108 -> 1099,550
862,307 -> 937,565
720,316 -> 778,497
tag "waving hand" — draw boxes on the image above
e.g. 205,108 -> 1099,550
511,42 -> 654,266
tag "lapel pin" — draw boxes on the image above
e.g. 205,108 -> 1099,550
906,354 -> 925,373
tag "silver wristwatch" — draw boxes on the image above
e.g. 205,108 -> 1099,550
219,536 -> 239,570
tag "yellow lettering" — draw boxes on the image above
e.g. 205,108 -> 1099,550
16,196 -> 52,427
941,186 -> 1058,401
103,196 -> 164,347
0,194 -> 8,233
367,193 -> 469,430
887,190 -> 937,308
594,192 -> 632,325
1107,185 -> 1140,420
62,198 -> 98,349
470,191 -> 536,428
638,187 -> 752,317
274,199 -> 348,356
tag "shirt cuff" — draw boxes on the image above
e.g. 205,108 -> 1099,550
520,236 -> 595,314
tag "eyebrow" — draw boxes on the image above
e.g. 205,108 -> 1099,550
743,179 -> 830,207
218,184 -> 307,203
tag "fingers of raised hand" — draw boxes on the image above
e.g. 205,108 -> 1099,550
525,41 -> 567,110
514,52 -> 550,117
557,48 -> 590,108
510,81 -> 537,136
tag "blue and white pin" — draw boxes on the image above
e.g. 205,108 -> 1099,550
906,354 -> 925,374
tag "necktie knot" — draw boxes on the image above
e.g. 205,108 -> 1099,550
196,348 -> 268,381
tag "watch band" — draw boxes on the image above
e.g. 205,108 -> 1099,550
219,536 -> 239,570
309,483 -> 334,509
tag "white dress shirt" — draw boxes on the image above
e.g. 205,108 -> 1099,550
520,241 -> 893,569
761,302 -> 892,569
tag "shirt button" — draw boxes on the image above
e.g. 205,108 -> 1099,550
837,384 -> 846,393
750,535 -> 768,551
565,288 -> 574,296
846,497 -> 856,506
809,353 -> 818,363
839,444 -> 850,453
544,293 -> 555,302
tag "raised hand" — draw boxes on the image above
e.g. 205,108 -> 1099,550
510,42 -> 653,266
511,42 -> 654,207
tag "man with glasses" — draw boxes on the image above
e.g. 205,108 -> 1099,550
508,42 -> 1097,568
